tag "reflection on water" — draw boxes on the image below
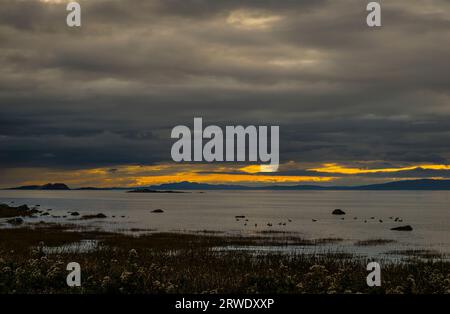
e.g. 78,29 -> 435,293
1,190 -> 450,256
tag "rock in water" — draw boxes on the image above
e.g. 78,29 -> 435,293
16,205 -> 30,211
7,217 -> 24,225
151,209 -> 164,213
81,213 -> 107,220
391,225 -> 413,231
332,209 -> 346,215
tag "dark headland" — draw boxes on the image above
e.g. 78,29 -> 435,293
5,179 -> 450,191
146,179 -> 450,191
6,183 -> 70,190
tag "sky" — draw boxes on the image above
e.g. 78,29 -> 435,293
1,0 -> 450,188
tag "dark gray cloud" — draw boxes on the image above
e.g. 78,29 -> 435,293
1,0 -> 450,180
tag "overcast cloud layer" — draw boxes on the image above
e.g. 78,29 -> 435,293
1,0 -> 450,186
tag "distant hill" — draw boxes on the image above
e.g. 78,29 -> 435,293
348,179 -> 450,190
5,184 -> 131,191
75,187 -> 130,191
148,181 -> 254,190
7,183 -> 70,190
149,181 -> 327,190
148,179 -> 450,191
147,181 -> 329,190
127,188 -> 186,193
6,179 -> 450,191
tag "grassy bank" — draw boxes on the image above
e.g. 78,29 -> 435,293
0,224 -> 449,294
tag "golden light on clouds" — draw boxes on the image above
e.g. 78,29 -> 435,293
6,163 -> 335,188
239,164 -> 278,173
310,163 -> 450,174
133,172 -> 334,186
227,9 -> 282,30
39,0 -> 66,3
6,162 -> 450,189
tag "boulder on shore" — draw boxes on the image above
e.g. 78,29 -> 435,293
7,217 -> 24,225
391,225 -> 413,231
81,213 -> 107,220
0,203 -> 36,218
332,209 -> 346,215
16,205 -> 30,211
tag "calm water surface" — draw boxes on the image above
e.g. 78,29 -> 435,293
1,190 -> 449,257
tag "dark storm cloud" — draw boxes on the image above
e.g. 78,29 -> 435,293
1,0 -> 450,175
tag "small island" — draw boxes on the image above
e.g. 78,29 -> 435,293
6,183 -> 70,190
127,189 -> 186,193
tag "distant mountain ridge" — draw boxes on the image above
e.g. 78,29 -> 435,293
148,182 -> 254,190
347,179 -> 450,190
147,179 -> 450,191
7,183 -> 70,190
5,179 -> 450,191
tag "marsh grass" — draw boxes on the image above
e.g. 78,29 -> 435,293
0,225 -> 449,294
387,249 -> 444,259
355,239 -> 397,246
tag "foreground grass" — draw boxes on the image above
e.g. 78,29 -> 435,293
0,224 -> 449,294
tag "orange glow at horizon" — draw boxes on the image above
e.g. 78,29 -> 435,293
239,164 -> 279,173
11,162 -> 450,189
13,163 -> 336,188
132,172 -> 335,186
310,163 -> 450,174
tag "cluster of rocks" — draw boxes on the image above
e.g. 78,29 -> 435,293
330,208 -> 413,231
0,203 -> 115,226
234,215 -> 293,228
6,217 -> 24,225
0,204 -> 40,224
80,213 -> 107,220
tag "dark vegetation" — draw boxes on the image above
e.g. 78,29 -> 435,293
0,224 -> 449,294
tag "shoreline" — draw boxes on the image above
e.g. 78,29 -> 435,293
1,201 -> 449,261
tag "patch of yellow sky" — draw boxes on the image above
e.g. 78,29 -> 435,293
134,173 -> 333,186
76,163 -> 335,187
226,9 -> 282,30
12,162 -> 450,188
309,163 -> 450,174
39,0 -> 66,3
14,163 -> 333,188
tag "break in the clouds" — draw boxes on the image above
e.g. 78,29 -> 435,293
1,0 -> 450,187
